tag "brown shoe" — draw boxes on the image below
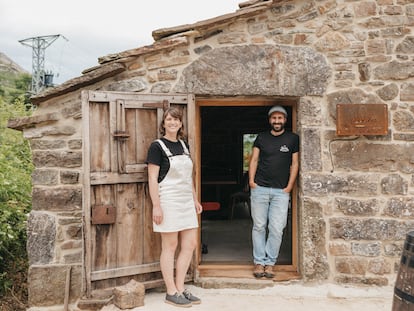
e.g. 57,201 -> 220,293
253,264 -> 265,278
264,265 -> 275,278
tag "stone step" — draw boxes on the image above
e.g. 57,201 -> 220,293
76,297 -> 112,311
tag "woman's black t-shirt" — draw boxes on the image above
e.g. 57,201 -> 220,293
146,137 -> 190,183
253,130 -> 299,189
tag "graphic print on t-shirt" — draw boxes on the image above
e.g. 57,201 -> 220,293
280,145 -> 289,152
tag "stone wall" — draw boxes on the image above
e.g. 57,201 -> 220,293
21,0 -> 414,308
24,98 -> 84,306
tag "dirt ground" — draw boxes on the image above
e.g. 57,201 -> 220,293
100,280 -> 395,311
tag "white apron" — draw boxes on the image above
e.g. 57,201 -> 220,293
153,139 -> 198,232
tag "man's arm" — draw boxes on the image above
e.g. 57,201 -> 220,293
284,152 -> 299,193
249,147 -> 260,189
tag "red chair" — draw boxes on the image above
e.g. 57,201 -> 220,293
201,202 -> 220,254
201,201 -> 221,211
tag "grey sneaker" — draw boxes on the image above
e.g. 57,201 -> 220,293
165,292 -> 192,308
183,289 -> 201,304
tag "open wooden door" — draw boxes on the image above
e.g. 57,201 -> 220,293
81,91 -> 195,297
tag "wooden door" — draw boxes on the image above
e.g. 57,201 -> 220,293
81,91 -> 195,297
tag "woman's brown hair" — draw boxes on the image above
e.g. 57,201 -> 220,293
159,107 -> 185,139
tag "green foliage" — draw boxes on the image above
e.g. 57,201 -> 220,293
243,133 -> 257,171
0,91 -> 33,297
0,72 -> 31,105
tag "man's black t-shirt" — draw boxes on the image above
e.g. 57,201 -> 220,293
146,137 -> 190,183
253,131 -> 299,189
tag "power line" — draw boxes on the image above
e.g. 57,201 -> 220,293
19,34 -> 67,94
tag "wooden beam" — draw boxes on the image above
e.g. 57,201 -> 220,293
91,262 -> 161,281
90,172 -> 147,185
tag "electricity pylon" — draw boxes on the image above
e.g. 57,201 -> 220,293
19,34 -> 62,94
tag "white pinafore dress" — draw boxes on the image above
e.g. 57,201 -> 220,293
152,139 -> 198,232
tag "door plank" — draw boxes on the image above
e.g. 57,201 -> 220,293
143,184 -> 161,263
115,183 -> 143,266
90,171 -> 147,185
91,185 -> 117,271
89,102 -> 111,172
133,108 -> 157,164
125,164 -> 147,174
91,262 -> 161,281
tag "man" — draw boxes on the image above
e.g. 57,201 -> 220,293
248,105 -> 299,279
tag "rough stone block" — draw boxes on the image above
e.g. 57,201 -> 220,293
113,279 -> 145,309
28,265 -> 81,306
32,186 -> 82,211
27,212 -> 56,265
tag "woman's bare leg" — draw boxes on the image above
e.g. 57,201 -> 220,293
160,232 -> 179,295
175,228 -> 197,292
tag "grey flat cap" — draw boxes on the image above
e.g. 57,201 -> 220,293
268,105 -> 287,116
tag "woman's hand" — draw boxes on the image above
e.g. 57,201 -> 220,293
195,201 -> 203,214
152,206 -> 163,225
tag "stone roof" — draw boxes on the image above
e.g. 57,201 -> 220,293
30,0 -> 282,104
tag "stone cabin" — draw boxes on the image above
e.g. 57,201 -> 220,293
7,0 -> 414,310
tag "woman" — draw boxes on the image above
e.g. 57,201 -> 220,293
147,107 -> 203,308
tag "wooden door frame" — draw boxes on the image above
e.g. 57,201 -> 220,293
193,97 -> 300,280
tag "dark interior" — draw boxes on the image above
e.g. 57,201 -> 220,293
200,105 -> 293,264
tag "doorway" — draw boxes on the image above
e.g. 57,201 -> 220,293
196,99 -> 299,279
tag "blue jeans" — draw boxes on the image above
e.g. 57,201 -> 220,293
250,185 -> 290,266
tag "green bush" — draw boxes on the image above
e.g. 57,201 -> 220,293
0,94 -> 33,296
0,72 -> 31,106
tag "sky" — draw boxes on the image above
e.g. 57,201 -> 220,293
0,0 -> 241,85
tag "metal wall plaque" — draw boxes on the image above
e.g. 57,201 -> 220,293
91,204 -> 116,224
336,104 -> 388,136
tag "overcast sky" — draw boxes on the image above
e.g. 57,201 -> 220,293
0,0 -> 241,84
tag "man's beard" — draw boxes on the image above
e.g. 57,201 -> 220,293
271,122 -> 285,132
